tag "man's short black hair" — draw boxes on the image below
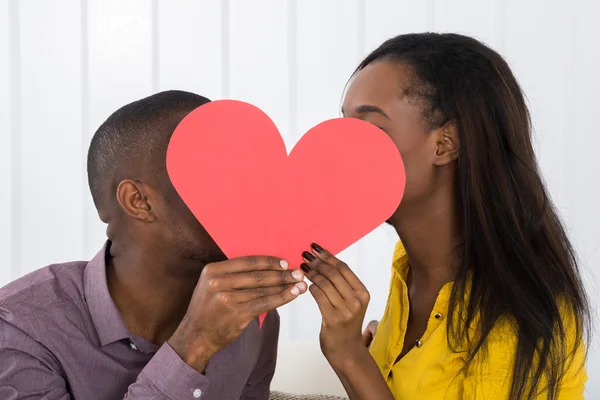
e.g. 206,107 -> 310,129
87,90 -> 210,215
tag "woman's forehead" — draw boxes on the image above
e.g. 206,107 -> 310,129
342,61 -> 414,116
343,61 -> 411,108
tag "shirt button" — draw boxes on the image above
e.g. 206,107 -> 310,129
415,339 -> 423,348
435,313 -> 443,319
129,342 -> 138,351
193,388 -> 202,398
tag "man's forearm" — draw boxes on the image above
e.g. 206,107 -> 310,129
167,324 -> 216,374
329,347 -> 395,400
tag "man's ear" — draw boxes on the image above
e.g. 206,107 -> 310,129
115,179 -> 156,222
432,120 -> 459,166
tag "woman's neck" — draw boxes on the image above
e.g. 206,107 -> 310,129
390,185 -> 463,290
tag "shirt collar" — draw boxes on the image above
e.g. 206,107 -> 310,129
392,240 -> 409,275
392,239 -> 472,306
84,241 -> 131,347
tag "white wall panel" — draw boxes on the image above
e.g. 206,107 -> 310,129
85,0 -> 154,258
433,0 -> 498,48
228,0 -> 293,148
566,1 -> 600,396
18,0 -> 84,273
296,0 -> 362,134
157,0 -> 224,99
503,0 -> 572,209
364,0 -> 431,53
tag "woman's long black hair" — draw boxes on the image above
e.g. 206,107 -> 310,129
354,33 -> 590,399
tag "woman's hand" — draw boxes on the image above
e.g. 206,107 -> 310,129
300,243 -> 370,367
301,243 -> 394,400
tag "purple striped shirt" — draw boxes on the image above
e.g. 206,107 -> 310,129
0,242 -> 279,399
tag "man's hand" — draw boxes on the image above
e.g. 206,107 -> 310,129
362,320 -> 379,348
168,256 -> 307,372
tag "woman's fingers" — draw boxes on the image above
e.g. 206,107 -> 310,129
301,243 -> 371,331
310,243 -> 369,295
300,262 -> 345,308
302,250 -> 355,303
308,281 -> 335,318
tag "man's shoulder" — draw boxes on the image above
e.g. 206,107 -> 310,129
0,261 -> 88,323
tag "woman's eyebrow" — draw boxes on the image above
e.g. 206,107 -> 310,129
341,104 -> 390,119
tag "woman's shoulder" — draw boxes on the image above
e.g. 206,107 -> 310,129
468,306 -> 587,393
476,303 -> 586,357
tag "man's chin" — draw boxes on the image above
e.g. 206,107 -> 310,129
189,251 -> 228,265
211,252 -> 228,263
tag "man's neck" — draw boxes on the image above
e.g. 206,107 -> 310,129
106,241 -> 201,346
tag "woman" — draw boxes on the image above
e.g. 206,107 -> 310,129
299,33 -> 590,399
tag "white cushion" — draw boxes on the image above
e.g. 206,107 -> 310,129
271,341 -> 347,397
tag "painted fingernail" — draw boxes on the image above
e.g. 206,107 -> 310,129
291,286 -> 300,295
300,263 -> 310,273
279,260 -> 289,269
292,270 -> 304,280
302,251 -> 316,262
311,243 -> 324,253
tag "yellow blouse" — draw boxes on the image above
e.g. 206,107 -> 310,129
369,241 -> 587,399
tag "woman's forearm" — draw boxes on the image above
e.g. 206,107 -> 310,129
328,347 -> 395,400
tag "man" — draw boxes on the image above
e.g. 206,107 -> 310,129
0,90 -> 307,399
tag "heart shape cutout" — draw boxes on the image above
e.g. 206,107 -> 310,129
167,100 -> 405,323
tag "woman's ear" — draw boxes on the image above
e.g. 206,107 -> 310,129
432,121 -> 459,166
115,179 -> 157,223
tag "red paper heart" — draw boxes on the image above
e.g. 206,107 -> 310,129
167,100 -> 405,322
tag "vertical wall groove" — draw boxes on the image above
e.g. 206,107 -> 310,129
221,0 -> 230,98
9,0 -> 21,279
81,0 -> 90,259
563,0 -> 576,208
357,0 -> 366,57
426,0 -> 436,30
493,0 -> 506,52
287,0 -> 297,142
152,0 -> 159,93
